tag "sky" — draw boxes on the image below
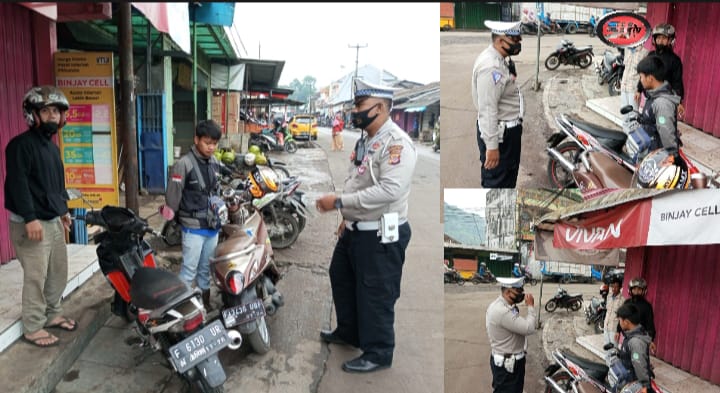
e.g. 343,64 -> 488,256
232,3 -> 440,88
444,189 -> 488,216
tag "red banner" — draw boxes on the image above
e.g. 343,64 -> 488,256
553,199 -> 652,249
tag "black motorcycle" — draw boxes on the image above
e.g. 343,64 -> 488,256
595,49 -> 624,96
545,40 -> 594,70
444,270 -> 465,286
545,286 -> 583,312
470,270 -> 496,284
584,296 -> 607,334
523,270 -> 538,286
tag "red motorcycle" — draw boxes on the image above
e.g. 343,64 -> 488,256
79,198 -> 241,393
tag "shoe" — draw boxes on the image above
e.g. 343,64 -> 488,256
320,329 -> 351,346
342,356 -> 391,373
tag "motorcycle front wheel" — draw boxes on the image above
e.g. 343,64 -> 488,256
608,76 -> 622,96
578,53 -> 593,68
594,318 -> 604,334
547,141 -> 581,188
544,371 -> 572,393
545,54 -> 561,70
545,299 -> 558,313
285,141 -> 298,154
570,299 -> 583,312
264,209 -> 300,249
457,278 -> 465,286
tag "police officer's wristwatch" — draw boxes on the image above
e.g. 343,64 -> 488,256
334,197 -> 343,209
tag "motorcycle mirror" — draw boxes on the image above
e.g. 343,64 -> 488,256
620,105 -> 634,115
603,343 -> 615,350
158,205 -> 175,221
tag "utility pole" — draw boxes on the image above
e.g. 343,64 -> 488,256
118,2 -> 139,213
348,43 -> 367,85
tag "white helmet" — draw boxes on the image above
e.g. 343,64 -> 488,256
244,153 -> 256,166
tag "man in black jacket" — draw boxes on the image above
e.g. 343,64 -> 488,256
636,23 -> 685,118
616,277 -> 657,354
4,86 -> 77,348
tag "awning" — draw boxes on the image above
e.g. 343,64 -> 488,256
535,189 -> 720,250
133,3 -> 190,54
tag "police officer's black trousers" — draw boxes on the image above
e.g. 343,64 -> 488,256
489,355 -> 526,393
328,222 -> 411,364
477,123 -> 523,188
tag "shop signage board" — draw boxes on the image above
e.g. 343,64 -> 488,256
55,52 -> 119,208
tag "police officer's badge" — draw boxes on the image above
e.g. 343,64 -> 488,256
372,141 -> 382,150
492,70 -> 503,85
388,145 -> 403,165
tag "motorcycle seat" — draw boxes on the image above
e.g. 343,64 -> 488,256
562,350 -> 609,382
566,116 -> 627,143
130,267 -> 195,310
574,45 -> 593,52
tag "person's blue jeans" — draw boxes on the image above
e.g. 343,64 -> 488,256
180,231 -> 218,291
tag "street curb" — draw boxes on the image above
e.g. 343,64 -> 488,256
0,271 -> 113,393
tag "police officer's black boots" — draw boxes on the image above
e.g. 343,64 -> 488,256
201,290 -> 213,311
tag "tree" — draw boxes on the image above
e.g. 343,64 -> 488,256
288,75 -> 317,104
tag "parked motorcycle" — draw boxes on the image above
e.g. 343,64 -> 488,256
585,296 -> 607,334
210,187 -> 284,355
248,128 -> 298,154
596,49 -> 624,96
444,270 -> 465,286
546,106 -> 707,190
545,286 -> 583,313
545,40 -> 594,70
77,195 -> 240,393
545,344 -> 663,393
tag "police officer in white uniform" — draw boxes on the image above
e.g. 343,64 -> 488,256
486,277 -> 536,392
315,79 -> 417,373
472,20 -> 525,188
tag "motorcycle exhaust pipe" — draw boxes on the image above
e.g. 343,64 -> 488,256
544,375 -> 569,393
547,147 -> 577,173
226,329 -> 243,350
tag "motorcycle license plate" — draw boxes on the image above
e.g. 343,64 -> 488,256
222,298 -> 266,328
168,320 -> 230,373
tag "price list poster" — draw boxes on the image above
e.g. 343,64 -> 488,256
55,52 -> 119,208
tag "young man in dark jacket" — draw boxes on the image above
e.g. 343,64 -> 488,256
616,277 -> 657,354
616,303 -> 656,393
162,120 -> 230,310
636,55 -> 682,155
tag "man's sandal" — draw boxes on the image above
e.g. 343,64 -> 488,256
21,334 -> 59,348
45,317 -> 78,332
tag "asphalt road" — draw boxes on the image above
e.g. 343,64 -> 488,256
53,126 -> 442,393
440,31 -> 616,189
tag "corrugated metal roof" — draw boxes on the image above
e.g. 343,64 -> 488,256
536,189 -> 670,225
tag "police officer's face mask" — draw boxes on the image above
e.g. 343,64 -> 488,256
351,103 -> 380,130
511,288 -> 525,304
502,36 -> 522,56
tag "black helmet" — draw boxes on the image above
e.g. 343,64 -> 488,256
273,118 -> 282,127
629,277 -> 648,290
23,85 -> 70,127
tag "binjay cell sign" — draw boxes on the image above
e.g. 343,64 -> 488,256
552,189 -> 720,250
595,11 -> 651,49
